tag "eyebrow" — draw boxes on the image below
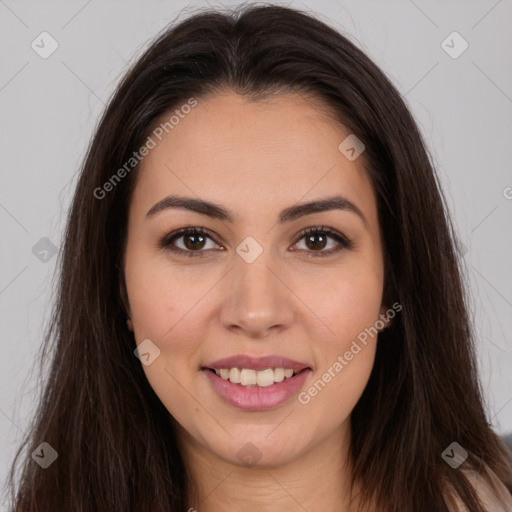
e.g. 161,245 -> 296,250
146,194 -> 369,229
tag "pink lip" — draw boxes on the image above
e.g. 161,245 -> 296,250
203,354 -> 311,371
202,367 -> 312,411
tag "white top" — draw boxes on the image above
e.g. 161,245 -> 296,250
443,466 -> 512,511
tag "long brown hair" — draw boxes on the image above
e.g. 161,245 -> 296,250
7,4 -> 512,511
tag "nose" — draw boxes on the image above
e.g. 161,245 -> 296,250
219,249 -> 296,338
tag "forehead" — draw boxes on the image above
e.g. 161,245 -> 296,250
133,91 -> 377,226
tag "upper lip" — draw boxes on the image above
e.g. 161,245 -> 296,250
203,355 -> 312,371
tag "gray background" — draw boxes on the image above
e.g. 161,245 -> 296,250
1,0 -> 511,504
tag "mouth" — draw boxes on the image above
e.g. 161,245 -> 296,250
201,365 -> 312,411
203,367 -> 309,387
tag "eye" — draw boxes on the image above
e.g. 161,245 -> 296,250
291,226 -> 353,257
159,226 -> 222,257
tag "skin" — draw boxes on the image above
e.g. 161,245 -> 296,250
123,90 -> 388,512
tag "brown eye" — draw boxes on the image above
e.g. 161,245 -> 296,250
293,226 -> 353,257
159,227 -> 222,257
182,232 -> 207,250
304,232 -> 328,251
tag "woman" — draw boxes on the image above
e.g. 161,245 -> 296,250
8,4 -> 512,511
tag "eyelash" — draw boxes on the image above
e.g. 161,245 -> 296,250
158,226 -> 353,258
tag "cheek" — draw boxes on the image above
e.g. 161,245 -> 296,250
124,246 -> 208,340
299,289 -> 380,423
124,252 -> 207,420
306,263 -> 384,342
299,265 -> 383,408
124,248 -> 221,407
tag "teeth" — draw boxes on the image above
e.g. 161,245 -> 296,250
256,368 -> 274,387
274,367 -> 285,382
240,369 -> 257,386
213,367 -> 301,386
229,367 -> 241,383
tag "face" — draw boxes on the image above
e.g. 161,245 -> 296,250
123,91 -> 387,468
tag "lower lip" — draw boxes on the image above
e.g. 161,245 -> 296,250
202,368 -> 312,411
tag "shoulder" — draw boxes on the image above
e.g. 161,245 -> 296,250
443,465 -> 512,512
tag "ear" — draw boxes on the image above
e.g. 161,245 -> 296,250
120,277 -> 134,332
117,261 -> 131,319
378,304 -> 393,331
